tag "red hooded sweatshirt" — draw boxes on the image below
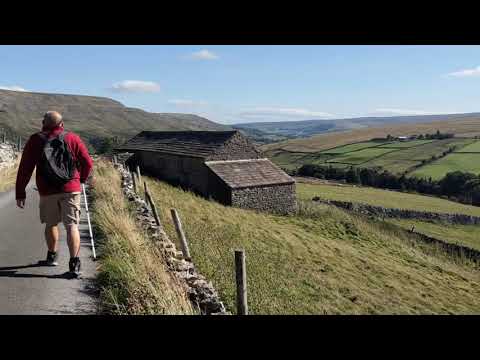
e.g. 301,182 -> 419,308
15,125 -> 93,200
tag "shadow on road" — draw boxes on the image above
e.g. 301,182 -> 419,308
0,271 -> 79,279
0,263 -> 81,280
0,263 -> 46,271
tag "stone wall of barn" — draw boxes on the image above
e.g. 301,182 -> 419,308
230,183 -> 297,215
207,132 -> 261,161
136,152 -> 210,195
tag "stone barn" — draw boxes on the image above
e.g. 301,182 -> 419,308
115,130 -> 296,214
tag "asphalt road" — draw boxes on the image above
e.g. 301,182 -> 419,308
0,183 -> 98,314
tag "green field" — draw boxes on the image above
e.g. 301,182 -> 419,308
326,148 -> 395,165
297,182 -> 480,217
361,158 -> 419,174
377,140 -> 434,148
455,140 -> 480,153
411,153 -> 480,180
268,138 -> 476,177
322,141 -> 388,154
267,150 -> 310,170
387,219 -> 480,252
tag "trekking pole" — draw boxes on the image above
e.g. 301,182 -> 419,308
82,183 -> 96,259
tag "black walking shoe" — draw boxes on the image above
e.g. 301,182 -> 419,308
68,257 -> 81,277
45,251 -> 58,266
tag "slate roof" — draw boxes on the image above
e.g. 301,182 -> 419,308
205,158 -> 295,189
114,131 -> 238,158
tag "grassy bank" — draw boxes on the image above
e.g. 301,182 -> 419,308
146,176 -> 480,314
0,159 -> 19,193
296,182 -> 480,217
92,160 -> 194,315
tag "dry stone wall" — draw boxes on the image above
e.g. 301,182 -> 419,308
116,162 -> 230,315
312,197 -> 480,225
0,143 -> 18,171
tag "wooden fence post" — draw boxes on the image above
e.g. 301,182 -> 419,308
131,171 -> 137,194
113,154 -> 118,165
136,165 -> 142,187
145,182 -> 162,228
235,249 -> 248,315
170,208 -> 191,261
2,133 -> 5,144
17,137 -> 21,151
144,181 -> 148,202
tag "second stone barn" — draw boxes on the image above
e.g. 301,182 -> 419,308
115,130 -> 297,214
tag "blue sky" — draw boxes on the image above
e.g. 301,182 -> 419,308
1,45 -> 480,124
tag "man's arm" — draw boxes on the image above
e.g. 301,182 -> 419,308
15,135 -> 38,202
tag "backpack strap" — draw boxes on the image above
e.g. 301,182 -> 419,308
57,131 -> 69,141
37,131 -> 49,142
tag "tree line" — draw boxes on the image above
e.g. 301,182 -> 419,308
294,164 -> 480,206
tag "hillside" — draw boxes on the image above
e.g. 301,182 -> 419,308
237,113 -> 480,144
261,117 -> 480,153
139,169 -> 480,314
0,89 -> 229,143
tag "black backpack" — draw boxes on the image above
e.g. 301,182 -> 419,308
38,131 -> 76,188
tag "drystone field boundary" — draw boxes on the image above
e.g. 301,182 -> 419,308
115,161 -> 230,315
312,197 -> 480,263
312,197 -> 480,225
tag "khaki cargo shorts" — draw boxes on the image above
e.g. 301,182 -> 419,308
39,192 -> 81,226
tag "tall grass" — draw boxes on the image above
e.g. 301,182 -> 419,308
0,158 -> 19,193
146,176 -> 480,314
92,160 -> 194,315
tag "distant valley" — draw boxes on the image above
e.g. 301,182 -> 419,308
234,112 -> 480,145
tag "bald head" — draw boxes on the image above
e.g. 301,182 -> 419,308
43,111 -> 63,129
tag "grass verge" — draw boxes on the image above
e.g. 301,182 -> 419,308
91,160 -> 194,315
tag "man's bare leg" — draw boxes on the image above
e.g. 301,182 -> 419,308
45,224 -> 59,252
65,224 -> 81,258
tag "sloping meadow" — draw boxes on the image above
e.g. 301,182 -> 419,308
145,176 -> 480,314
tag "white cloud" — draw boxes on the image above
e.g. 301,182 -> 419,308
373,108 -> 449,116
111,80 -> 160,93
0,85 -> 27,92
168,99 -> 208,106
446,66 -> 480,77
239,107 -> 334,119
188,49 -> 219,60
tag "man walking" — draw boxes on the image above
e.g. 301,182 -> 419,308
16,111 -> 93,277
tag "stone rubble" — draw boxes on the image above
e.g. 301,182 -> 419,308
114,161 -> 230,315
